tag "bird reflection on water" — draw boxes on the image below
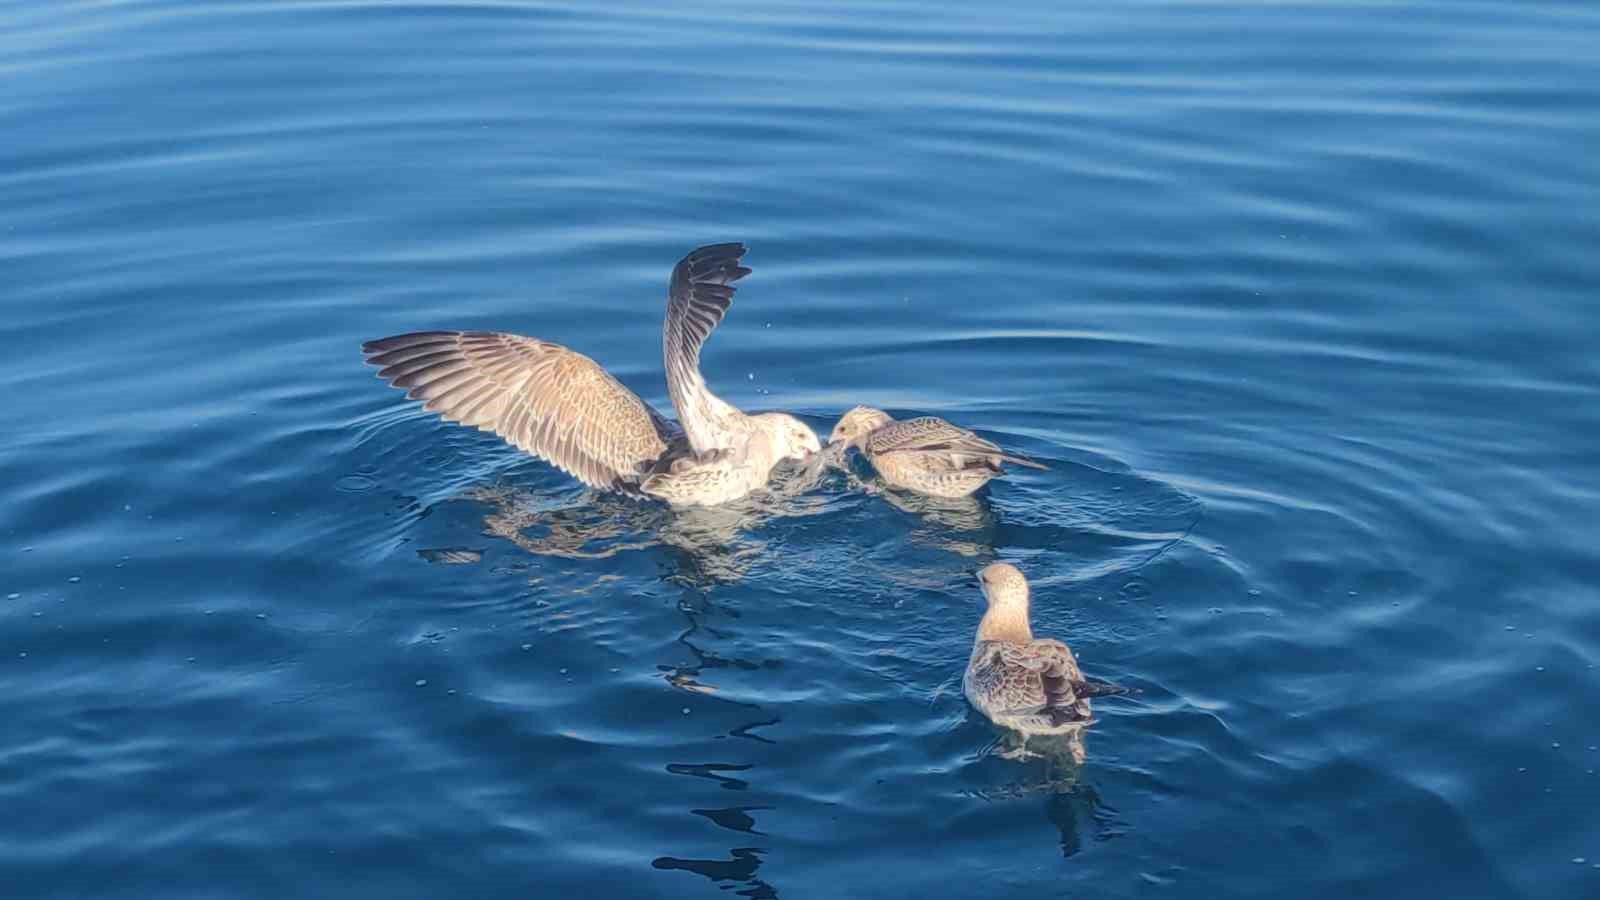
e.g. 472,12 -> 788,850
464,472 -> 799,895
871,486 -> 997,558
656,584 -> 788,898
969,726 -> 1128,859
652,846 -> 778,900
463,456 -> 831,585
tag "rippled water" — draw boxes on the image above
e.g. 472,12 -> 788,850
4,1 -> 1599,897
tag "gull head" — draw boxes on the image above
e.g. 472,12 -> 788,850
977,562 -> 1031,610
756,412 -> 822,462
828,405 -> 894,447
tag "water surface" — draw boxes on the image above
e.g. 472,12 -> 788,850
4,1 -> 1599,897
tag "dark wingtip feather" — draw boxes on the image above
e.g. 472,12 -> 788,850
1072,678 -> 1138,699
1001,453 -> 1050,471
673,242 -> 751,294
361,334 -> 474,387
1047,706 -> 1093,727
362,331 -> 460,359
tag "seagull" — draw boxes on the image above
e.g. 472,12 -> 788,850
828,407 -> 1046,497
963,562 -> 1131,734
362,243 -> 820,506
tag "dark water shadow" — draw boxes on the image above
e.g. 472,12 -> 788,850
652,847 -> 778,899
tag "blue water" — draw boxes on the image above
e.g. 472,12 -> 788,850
5,1 -> 1599,896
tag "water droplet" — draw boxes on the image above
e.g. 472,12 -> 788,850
609,667 -> 620,673
1517,767 -> 1527,773
681,707 -> 690,715
67,576 -> 81,584
1505,624 -> 1515,631
1247,589 -> 1261,596
447,689 -> 456,695
18,651 -> 26,658
415,679 -> 427,687
1347,590 -> 1357,596
521,644 -> 532,651
6,593 -> 17,600
1537,666 -> 1545,672
747,372 -> 754,380
1553,742 -> 1561,749
186,657 -> 196,663
559,668 -> 568,675
1575,858 -> 1587,865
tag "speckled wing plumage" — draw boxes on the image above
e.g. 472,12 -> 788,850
663,242 -> 751,453
637,454 -> 744,505
362,331 -> 679,491
867,417 -> 1007,461
964,638 -> 1093,730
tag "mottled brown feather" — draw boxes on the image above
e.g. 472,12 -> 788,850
362,331 -> 676,490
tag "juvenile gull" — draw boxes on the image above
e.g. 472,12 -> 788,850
362,243 -> 820,506
828,407 -> 1046,498
963,563 -> 1130,735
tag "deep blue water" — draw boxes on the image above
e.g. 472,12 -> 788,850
5,1 -> 1600,896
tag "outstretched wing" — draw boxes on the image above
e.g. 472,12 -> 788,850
362,331 -> 675,490
869,417 -> 1046,470
662,242 -> 751,452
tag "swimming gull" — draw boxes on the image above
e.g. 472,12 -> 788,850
362,243 -> 820,506
828,407 -> 1045,497
963,562 -> 1131,735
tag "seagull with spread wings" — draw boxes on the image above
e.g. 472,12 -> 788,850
362,243 -> 820,506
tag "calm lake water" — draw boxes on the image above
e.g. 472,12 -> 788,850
4,1 -> 1599,897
